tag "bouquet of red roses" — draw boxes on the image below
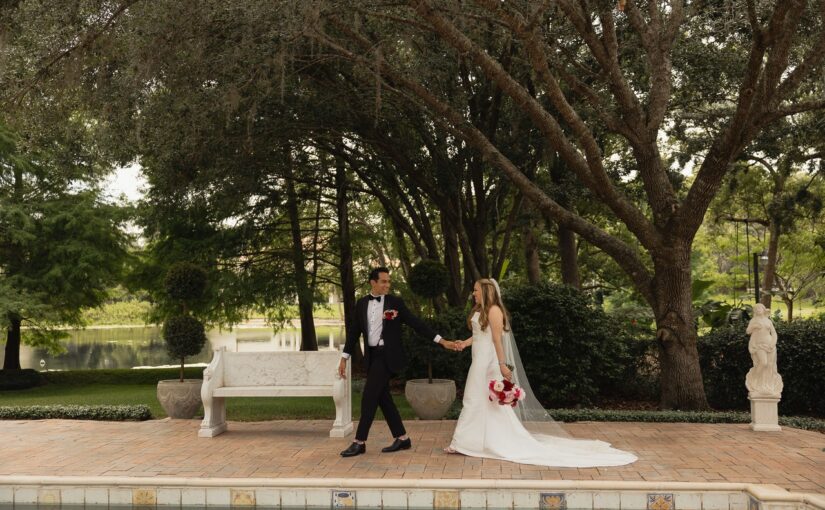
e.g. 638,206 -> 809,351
488,378 -> 525,407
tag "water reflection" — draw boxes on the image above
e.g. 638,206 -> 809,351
10,324 -> 345,371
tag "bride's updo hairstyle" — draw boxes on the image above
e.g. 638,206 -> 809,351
469,278 -> 511,332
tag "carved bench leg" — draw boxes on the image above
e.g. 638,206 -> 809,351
330,373 -> 353,438
199,395 -> 227,438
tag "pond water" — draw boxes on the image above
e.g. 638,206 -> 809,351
4,323 -> 345,371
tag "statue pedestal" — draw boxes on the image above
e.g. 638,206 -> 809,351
749,394 -> 781,432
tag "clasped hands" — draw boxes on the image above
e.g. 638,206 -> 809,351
440,339 -> 468,352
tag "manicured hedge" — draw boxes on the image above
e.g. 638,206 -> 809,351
0,369 -> 44,390
698,318 -> 825,415
41,367 -> 205,386
546,408 -> 825,432
505,282 -> 650,407
401,283 -> 654,407
0,404 -> 152,421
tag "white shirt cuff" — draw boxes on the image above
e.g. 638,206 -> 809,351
341,352 -> 351,359
433,335 -> 443,343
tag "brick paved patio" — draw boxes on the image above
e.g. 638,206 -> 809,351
2,419 -> 822,494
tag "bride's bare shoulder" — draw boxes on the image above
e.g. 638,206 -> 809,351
487,305 -> 503,320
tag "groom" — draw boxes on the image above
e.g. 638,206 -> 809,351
338,267 -> 453,457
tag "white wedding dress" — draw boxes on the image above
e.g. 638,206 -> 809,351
448,312 -> 638,467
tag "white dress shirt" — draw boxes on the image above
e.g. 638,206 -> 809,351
341,294 -> 442,359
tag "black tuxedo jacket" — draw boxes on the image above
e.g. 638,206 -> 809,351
343,294 -> 437,374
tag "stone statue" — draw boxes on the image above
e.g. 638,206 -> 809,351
745,304 -> 783,397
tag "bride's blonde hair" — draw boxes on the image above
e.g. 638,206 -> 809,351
468,278 -> 511,332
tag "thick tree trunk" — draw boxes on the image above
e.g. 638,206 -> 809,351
523,224 -> 541,284
760,221 -> 780,310
558,225 -> 580,289
652,256 -> 709,410
3,315 -> 22,370
441,215 -> 463,307
335,158 -> 362,366
285,166 -> 318,352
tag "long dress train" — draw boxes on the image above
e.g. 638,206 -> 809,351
448,312 -> 637,467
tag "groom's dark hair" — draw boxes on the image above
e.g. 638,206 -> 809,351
369,267 -> 390,282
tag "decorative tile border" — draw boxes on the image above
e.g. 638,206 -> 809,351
0,478 -> 821,510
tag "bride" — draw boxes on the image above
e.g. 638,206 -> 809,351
444,278 -> 637,467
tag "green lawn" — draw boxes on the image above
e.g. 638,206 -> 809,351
0,383 -> 413,421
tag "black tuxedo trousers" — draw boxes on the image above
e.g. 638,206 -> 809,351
342,294 -> 437,442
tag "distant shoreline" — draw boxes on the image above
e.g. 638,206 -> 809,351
32,318 -> 346,331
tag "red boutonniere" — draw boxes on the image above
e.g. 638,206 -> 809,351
384,309 -> 399,321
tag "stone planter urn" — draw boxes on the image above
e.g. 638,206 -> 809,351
157,379 -> 203,419
404,379 -> 456,420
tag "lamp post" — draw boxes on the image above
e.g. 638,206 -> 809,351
753,251 -> 769,303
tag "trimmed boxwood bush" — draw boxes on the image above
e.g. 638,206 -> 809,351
699,318 -> 825,416
163,262 -> 208,303
504,282 -> 649,407
408,260 -> 450,299
0,369 -> 44,390
163,314 -> 207,381
0,404 -> 152,421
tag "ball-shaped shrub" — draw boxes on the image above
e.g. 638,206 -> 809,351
408,260 -> 449,299
163,315 -> 207,362
163,262 -> 208,304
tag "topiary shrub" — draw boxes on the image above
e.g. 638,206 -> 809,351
161,262 -> 209,382
162,315 -> 207,382
401,307 -> 472,387
698,318 -> 825,415
408,260 -> 449,299
503,282 -> 645,407
163,262 -> 208,306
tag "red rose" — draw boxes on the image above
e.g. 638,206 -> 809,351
383,309 -> 399,320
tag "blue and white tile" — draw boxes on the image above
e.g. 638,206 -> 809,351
332,489 -> 355,508
541,492 -> 567,510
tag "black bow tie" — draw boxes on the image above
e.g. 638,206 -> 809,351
368,295 -> 382,302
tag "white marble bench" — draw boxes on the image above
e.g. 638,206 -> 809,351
198,348 -> 352,438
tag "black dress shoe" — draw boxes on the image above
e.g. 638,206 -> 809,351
381,437 -> 412,453
340,442 -> 366,457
